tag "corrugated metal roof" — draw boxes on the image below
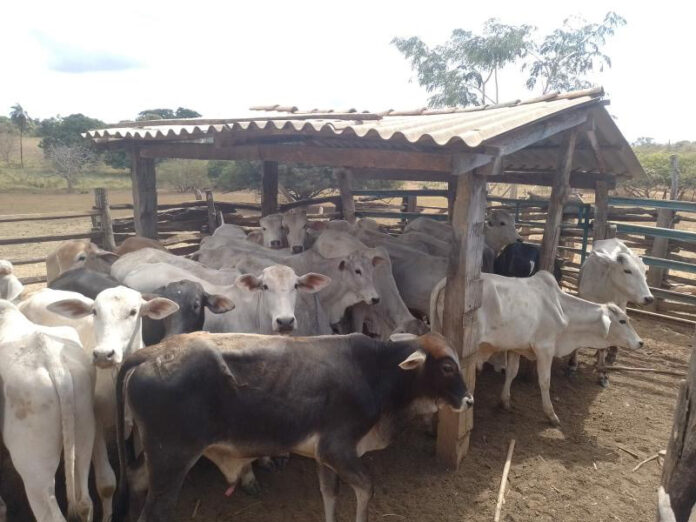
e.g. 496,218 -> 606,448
86,88 -> 603,149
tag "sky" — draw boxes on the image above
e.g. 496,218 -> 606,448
2,0 -> 694,143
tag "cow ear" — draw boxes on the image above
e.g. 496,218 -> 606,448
140,297 -> 179,320
204,294 -> 236,314
297,273 -> 331,294
95,249 -> 119,264
47,299 -> 94,319
600,309 -> 611,338
236,274 -> 263,291
4,278 -> 24,302
372,255 -> 386,267
591,250 -> 614,265
0,263 -> 12,276
141,293 -> 159,301
399,350 -> 427,371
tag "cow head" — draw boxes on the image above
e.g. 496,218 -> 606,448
153,280 -> 235,339
48,286 -> 178,368
0,260 -> 23,302
259,214 -> 286,249
282,209 -> 309,254
590,248 -> 653,306
393,332 -> 473,412
236,265 -> 330,334
600,303 -> 643,350
484,209 -> 522,252
335,249 -> 385,306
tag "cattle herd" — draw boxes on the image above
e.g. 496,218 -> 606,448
0,206 -> 653,522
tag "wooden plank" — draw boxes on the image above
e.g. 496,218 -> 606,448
488,170 -> 615,190
280,195 -> 341,212
19,275 -> 47,285
539,130 -> 578,271
0,211 -> 99,223
131,149 -> 158,238
437,159 -> 487,469
0,232 -> 100,246
139,142 -> 459,172
6,257 -> 46,266
336,168 -> 356,224
661,330 -> 696,522
261,161 -> 279,216
94,188 -> 116,251
353,168 -> 451,182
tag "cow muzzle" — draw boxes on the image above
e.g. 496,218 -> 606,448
275,316 -> 296,334
270,240 -> 282,249
93,348 -> 119,368
452,393 -> 475,413
291,245 -> 304,254
643,295 -> 654,305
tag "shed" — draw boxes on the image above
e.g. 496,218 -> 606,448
85,86 -> 644,468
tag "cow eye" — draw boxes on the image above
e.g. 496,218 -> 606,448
619,319 -> 627,325
129,309 -> 137,317
355,269 -> 362,275
499,221 -> 505,226
441,363 -> 456,376
623,269 -> 632,274
262,284 -> 269,290
78,254 -> 87,261
262,227 -> 266,231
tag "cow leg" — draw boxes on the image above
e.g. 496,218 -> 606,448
139,450 -> 197,522
322,452 -> 373,522
606,346 -> 619,365
566,349 -> 579,375
73,390 -> 95,522
535,349 -> 560,426
92,424 -> 116,522
596,349 -> 609,388
500,352 -> 520,411
317,463 -> 340,522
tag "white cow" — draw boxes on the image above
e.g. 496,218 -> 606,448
24,287 -> 178,522
282,208 -> 310,253
0,260 -> 24,302
0,300 -> 95,522
571,237 -> 654,385
430,271 -> 643,425
248,213 -> 286,248
111,247 -> 240,285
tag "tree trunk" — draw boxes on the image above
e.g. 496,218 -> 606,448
19,129 -> 23,169
66,175 -> 74,194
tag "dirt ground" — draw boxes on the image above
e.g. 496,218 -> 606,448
0,190 -> 692,521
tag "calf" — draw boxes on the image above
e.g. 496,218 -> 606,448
0,300 -> 95,522
46,239 -> 118,284
493,242 -> 563,284
430,271 -> 643,425
113,332 -> 472,522
0,260 -> 23,302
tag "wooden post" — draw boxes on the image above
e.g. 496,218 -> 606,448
336,168 -> 356,224
94,188 -> 116,251
130,148 -> 158,239
205,190 -> 217,233
539,130 -> 577,271
660,327 -> 696,522
647,155 -> 679,304
447,180 -> 456,223
261,161 -> 279,216
593,181 -> 610,242
437,158 -> 487,468
401,195 -> 417,226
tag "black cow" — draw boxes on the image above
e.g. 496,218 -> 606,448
49,267 -> 233,345
493,242 -> 563,284
113,332 -> 472,522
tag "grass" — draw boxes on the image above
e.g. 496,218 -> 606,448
0,136 -> 131,192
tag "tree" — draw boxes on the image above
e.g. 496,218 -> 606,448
46,144 -> 96,192
37,113 -> 105,152
0,117 -> 15,166
626,140 -> 696,200
524,12 -> 626,93
158,159 -> 210,192
136,107 -> 201,121
393,12 -> 625,107
10,104 -> 29,168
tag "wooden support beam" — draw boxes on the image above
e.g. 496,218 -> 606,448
660,328 -> 696,522
437,157 -> 487,468
130,149 -> 158,238
94,188 -> 116,251
488,170 -> 615,190
261,161 -> 279,216
593,181 -> 610,241
353,168 -> 451,182
539,130 -> 578,271
336,168 -> 356,224
447,180 -> 456,222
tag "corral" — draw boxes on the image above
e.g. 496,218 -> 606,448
1,87 -> 694,521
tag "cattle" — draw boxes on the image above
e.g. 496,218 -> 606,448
47,267 -> 235,346
493,242 -> 564,284
24,287 -> 178,522
111,247 -> 240,286
570,238 -> 654,385
0,260 -> 23,302
282,208 -> 310,253
46,239 -> 118,284
248,213 -> 286,248
430,271 -> 643,425
204,265 -> 331,335
115,236 -> 167,256
112,331 -> 472,522
0,300 -> 95,522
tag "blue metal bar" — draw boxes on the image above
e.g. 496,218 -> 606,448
609,196 -> 696,213
642,255 -> 696,274
615,223 -> 696,243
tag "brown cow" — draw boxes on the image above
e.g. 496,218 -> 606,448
46,240 -> 118,284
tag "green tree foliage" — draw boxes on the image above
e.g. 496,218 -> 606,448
158,159 -> 211,193
36,113 -> 105,151
10,104 -> 29,168
392,12 -> 625,107
136,107 -> 201,120
627,140 -> 696,199
209,161 -> 399,200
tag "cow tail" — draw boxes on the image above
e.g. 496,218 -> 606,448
113,351 -> 150,522
41,334 -> 78,518
429,277 -> 447,334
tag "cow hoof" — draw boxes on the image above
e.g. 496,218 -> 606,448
499,399 -> 512,411
547,414 -> 561,427
240,479 -> 262,497
599,375 -> 610,388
